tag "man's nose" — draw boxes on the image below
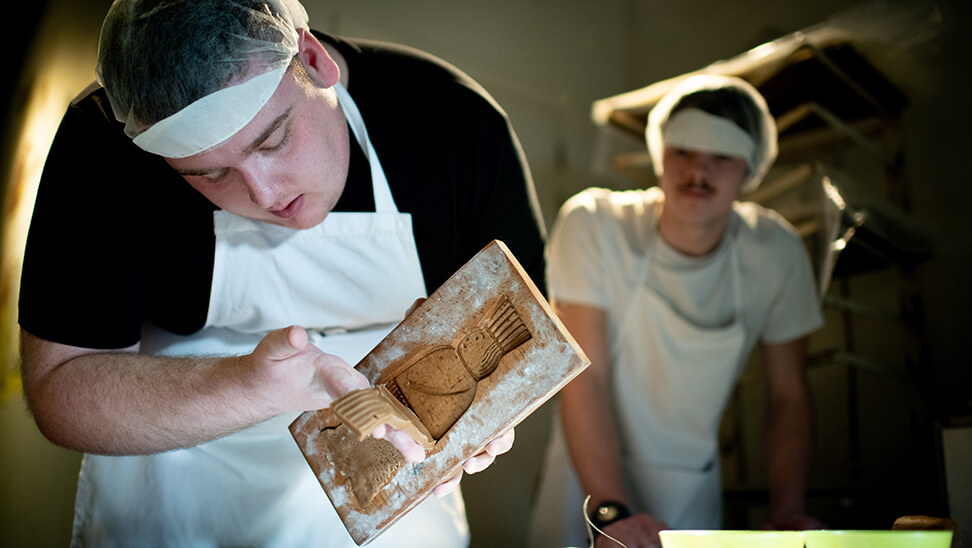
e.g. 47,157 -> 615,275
240,165 -> 279,208
686,152 -> 714,180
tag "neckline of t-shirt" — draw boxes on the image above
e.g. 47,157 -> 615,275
650,217 -> 733,271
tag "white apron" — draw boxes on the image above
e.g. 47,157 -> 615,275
530,218 -> 746,547
71,83 -> 469,548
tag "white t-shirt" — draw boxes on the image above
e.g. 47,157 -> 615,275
546,186 -> 823,375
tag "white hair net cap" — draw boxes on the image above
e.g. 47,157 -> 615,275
96,0 -> 310,157
646,74 -> 778,193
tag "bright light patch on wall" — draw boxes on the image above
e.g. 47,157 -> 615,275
1,74 -> 65,396
1,20 -> 99,398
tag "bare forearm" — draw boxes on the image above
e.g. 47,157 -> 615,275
25,350 -> 276,455
765,383 -> 813,519
554,301 -> 629,506
20,326 -> 358,456
562,370 -> 628,506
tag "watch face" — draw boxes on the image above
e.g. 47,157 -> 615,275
597,505 -> 620,521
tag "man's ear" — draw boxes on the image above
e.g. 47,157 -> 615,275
296,29 -> 340,88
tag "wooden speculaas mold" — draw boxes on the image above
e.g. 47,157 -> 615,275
289,240 -> 590,545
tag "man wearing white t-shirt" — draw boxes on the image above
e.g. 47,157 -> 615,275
531,75 -> 825,548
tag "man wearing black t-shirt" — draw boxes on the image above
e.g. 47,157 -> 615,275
18,1 -> 545,546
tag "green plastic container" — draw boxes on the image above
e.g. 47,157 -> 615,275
659,530 -> 806,548
804,530 -> 953,548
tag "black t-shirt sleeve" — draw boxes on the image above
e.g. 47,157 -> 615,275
20,95 -> 146,348
19,90 -> 214,349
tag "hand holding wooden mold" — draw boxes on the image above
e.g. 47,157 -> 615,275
289,240 -> 590,545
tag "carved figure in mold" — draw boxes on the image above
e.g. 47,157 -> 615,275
387,296 -> 531,439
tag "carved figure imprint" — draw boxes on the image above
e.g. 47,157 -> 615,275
329,295 -> 532,506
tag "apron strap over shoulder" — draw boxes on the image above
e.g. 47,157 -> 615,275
334,83 -> 398,213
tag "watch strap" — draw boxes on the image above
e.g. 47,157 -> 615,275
589,500 -> 632,532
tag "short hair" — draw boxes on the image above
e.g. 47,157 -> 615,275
97,0 -> 307,137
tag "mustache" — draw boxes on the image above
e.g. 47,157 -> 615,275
678,179 -> 715,192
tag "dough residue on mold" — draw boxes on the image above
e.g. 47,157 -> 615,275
325,425 -> 406,508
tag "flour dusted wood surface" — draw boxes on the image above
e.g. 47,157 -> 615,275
289,240 -> 590,545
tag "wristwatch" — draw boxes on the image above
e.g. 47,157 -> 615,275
589,500 -> 631,532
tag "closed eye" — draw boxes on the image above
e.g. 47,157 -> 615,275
246,107 -> 293,155
203,169 -> 231,183
176,167 -> 230,184
261,126 -> 291,153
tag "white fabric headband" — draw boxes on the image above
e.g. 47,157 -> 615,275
661,108 -> 756,171
132,65 -> 289,158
